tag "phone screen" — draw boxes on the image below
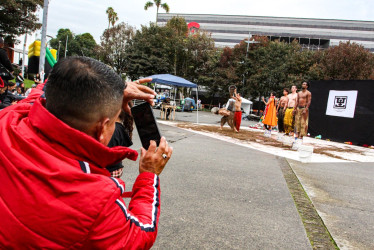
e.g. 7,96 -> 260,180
131,102 -> 162,150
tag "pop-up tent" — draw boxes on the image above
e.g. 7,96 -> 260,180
147,74 -> 199,123
241,98 -> 253,115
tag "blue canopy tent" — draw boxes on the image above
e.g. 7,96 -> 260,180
147,74 -> 199,123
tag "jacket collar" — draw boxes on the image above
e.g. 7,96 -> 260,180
29,98 -> 138,168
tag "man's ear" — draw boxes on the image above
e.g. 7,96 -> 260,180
95,117 -> 111,144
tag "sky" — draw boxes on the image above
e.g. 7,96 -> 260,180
14,0 -> 374,56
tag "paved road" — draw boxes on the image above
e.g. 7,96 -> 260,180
289,160 -> 374,249
121,124 -> 311,249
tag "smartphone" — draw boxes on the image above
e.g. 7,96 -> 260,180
131,102 -> 162,150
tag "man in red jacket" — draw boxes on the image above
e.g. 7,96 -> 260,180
0,56 -> 173,249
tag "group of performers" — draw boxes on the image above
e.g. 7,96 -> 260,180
218,82 -> 312,139
262,82 -> 312,139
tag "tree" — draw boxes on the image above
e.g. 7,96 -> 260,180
0,0 -> 43,42
125,24 -> 173,80
165,16 -> 188,75
75,33 -> 97,58
97,22 -> 134,75
106,7 -> 119,29
233,38 -> 316,98
316,41 -> 374,80
49,29 -> 97,59
144,0 -> 170,24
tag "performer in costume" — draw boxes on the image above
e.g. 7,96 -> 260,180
284,85 -> 297,135
233,92 -> 242,132
277,88 -> 289,133
294,82 -> 312,139
262,92 -> 277,131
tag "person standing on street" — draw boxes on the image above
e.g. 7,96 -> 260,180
233,91 -> 242,132
284,85 -> 297,135
262,92 -> 277,132
294,82 -> 312,139
277,88 -> 289,133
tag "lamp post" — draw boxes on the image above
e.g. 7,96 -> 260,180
57,41 -> 61,60
21,31 -> 28,78
38,0 -> 50,78
64,35 -> 68,57
242,32 -> 259,85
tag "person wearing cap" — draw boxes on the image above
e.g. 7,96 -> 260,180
24,84 -> 37,97
0,56 -> 173,248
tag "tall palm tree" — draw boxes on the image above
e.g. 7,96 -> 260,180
106,7 -> 119,29
144,0 -> 170,24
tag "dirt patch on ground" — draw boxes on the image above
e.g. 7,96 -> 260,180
313,147 -> 364,161
177,123 -> 365,161
177,123 -> 291,149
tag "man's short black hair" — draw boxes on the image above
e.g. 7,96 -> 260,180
302,81 -> 309,88
283,88 -> 289,93
45,56 -> 125,129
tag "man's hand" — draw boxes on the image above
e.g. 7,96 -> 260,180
123,78 -> 156,114
139,137 -> 173,176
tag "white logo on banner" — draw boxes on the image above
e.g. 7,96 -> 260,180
326,90 -> 358,118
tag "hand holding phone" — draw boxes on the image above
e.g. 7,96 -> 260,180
139,137 -> 173,175
131,102 -> 162,150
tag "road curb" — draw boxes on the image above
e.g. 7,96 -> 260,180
280,158 -> 339,249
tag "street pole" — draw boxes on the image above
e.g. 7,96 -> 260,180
243,32 -> 251,85
64,35 -> 68,57
38,0 -> 50,79
21,32 -> 28,78
57,41 -> 61,61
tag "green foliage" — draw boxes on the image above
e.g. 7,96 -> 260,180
106,7 -> 119,29
125,24 -> 172,80
144,0 -> 170,23
245,40 -> 315,97
316,41 -> 374,80
124,17 -> 216,86
49,29 -> 97,59
0,0 -> 43,42
75,33 -> 97,58
97,22 -> 134,75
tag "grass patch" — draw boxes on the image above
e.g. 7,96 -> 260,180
9,78 -> 35,89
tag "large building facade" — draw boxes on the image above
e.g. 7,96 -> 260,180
158,13 -> 374,51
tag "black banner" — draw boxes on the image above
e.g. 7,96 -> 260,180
309,80 -> 374,145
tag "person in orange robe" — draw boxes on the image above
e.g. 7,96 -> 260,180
262,92 -> 277,131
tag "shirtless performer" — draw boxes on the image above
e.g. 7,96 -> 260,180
220,85 -> 237,131
276,88 -> 289,133
233,92 -> 242,132
284,85 -> 297,135
293,82 -> 312,139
